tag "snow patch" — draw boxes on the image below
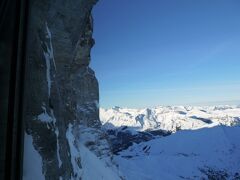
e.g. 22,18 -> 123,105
79,143 -> 121,180
43,22 -> 56,97
66,124 -> 82,179
23,133 -> 44,180
45,23 -> 57,71
55,128 -> 62,168
50,109 -> 62,168
66,124 -> 121,180
36,105 -> 52,123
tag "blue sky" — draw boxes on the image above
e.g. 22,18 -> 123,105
91,0 -> 240,108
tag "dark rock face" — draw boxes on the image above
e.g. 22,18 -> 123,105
106,127 -> 171,155
23,0 -> 100,179
189,116 -> 213,124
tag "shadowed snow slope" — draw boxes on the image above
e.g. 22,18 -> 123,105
79,144 -> 121,180
114,126 -> 240,180
23,133 -> 44,180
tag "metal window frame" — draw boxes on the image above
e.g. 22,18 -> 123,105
0,0 -> 28,179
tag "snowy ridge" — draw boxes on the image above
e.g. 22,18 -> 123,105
100,105 -> 240,132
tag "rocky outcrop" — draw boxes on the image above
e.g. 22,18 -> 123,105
23,0 -> 100,179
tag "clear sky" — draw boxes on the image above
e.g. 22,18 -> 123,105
91,0 -> 240,108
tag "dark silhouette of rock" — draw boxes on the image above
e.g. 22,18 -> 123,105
106,127 -> 171,155
190,116 -> 213,124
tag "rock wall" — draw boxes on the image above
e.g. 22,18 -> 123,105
23,0 -> 100,179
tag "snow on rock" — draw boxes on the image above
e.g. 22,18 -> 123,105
66,123 -> 121,180
50,109 -> 62,168
66,124 -> 82,180
23,133 -> 44,180
100,105 -> 240,132
79,144 -> 121,180
35,105 -> 53,123
114,126 -> 240,180
42,22 -> 56,97
55,127 -> 62,168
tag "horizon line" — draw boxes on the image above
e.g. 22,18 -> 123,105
100,99 -> 240,109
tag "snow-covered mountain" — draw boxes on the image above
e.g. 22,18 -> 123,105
100,105 -> 240,132
98,105 -> 240,180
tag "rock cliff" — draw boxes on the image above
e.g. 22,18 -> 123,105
23,0 -> 101,179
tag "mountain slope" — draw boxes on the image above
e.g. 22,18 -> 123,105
114,126 -> 240,180
99,105 -> 240,180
